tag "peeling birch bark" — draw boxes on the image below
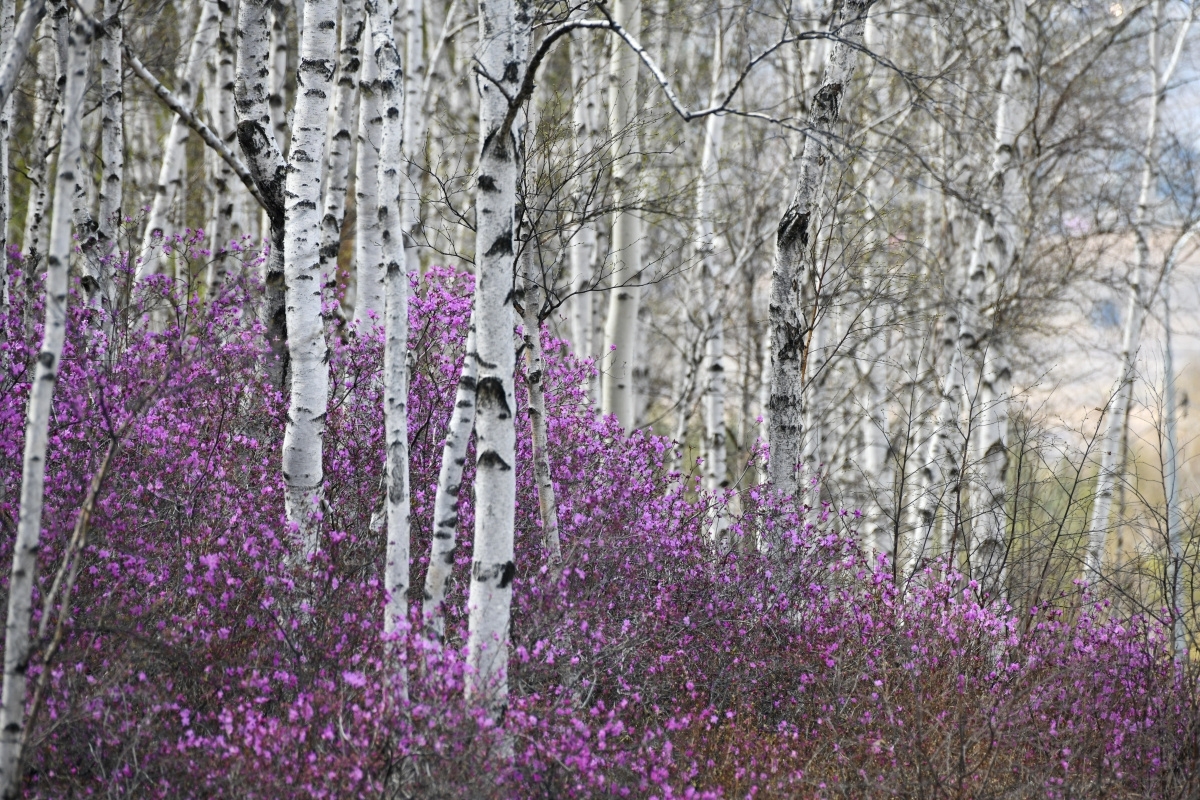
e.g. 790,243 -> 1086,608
0,1 -> 89,791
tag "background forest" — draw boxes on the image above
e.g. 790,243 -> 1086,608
1,0 -> 1200,796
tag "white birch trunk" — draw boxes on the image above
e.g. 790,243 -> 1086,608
281,0 -> 337,548
766,0 -> 868,501
907,315 -> 964,577
400,0 -> 424,275
520,252 -> 562,562
959,0 -> 1032,597
597,0 -> 638,431
465,0 -> 527,714
368,0 -> 412,652
234,0 -> 291,391
0,1 -> 89,790
1162,235 -> 1185,656
20,25 -> 57,271
353,21 -> 383,327
696,27 -> 727,541
206,0 -> 239,293
1085,0 -> 1191,583
97,0 -> 122,255
600,0 -> 641,432
269,0 -> 290,148
0,0 -> 46,111
423,310 -> 476,641
568,36 -> 598,361
137,0 -> 221,281
0,0 -> 13,310
318,0 -> 362,296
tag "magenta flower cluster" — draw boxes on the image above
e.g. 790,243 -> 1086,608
1,243 -> 1197,798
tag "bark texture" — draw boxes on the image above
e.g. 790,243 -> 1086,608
465,0 -> 528,714
766,0 -> 868,502
0,0 -> 13,310
137,0 -> 221,281
0,1 -> 88,791
205,0 -> 240,292
281,0 -> 337,548
97,0 -> 123,255
318,0 -> 362,297
1084,0 -> 1189,583
423,312 -> 477,641
520,252 -> 562,562
353,20 -> 383,327
959,0 -> 1032,597
600,0 -> 642,432
368,0 -> 412,649
234,0 -> 289,389
20,24 -> 58,276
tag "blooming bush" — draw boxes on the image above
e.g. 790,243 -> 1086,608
1,243 -> 1197,798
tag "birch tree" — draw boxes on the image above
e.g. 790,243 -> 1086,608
269,0 -> 290,148
0,1 -> 90,791
957,0 -> 1032,596
423,311 -> 477,640
465,0 -> 528,713
401,0 -> 425,274
234,0 -> 289,388
601,0 -> 642,432
519,250 -> 562,562
568,34 -> 600,363
280,0 -> 338,548
97,0 -> 123,253
318,0 -> 363,295
1084,0 -> 1192,583
766,0 -> 869,502
0,0 -> 14,308
19,24 -> 58,276
206,1 -> 241,293
366,0 -> 413,647
353,21 -> 383,326
697,32 -> 726,504
137,0 -> 221,281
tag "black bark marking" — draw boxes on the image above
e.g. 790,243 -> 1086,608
498,560 -> 516,588
812,82 -> 844,126
484,229 -> 513,257
777,208 -> 810,253
478,450 -> 512,471
476,375 -> 512,420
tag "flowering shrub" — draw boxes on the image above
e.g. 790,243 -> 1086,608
1,243 -> 1197,798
